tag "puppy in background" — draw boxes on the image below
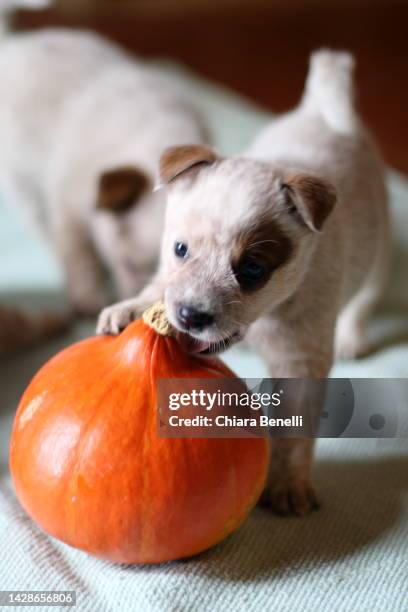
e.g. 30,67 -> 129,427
99,51 -> 390,515
0,4 -> 72,353
0,26 -> 208,315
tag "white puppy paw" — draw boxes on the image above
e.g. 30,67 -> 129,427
97,301 -> 140,335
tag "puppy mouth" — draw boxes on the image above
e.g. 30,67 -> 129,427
177,331 -> 241,355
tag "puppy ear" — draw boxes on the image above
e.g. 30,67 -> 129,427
96,166 -> 150,213
282,174 -> 337,232
158,145 -> 218,187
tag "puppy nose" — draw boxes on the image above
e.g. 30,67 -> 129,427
177,305 -> 215,331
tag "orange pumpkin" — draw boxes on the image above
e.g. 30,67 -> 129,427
10,304 -> 268,564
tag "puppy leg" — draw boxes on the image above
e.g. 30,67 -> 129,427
97,276 -> 164,335
335,277 -> 387,360
51,216 -> 109,316
248,317 -> 333,516
263,367 -> 328,515
111,265 -> 154,303
335,288 -> 376,360
262,439 -> 319,516
336,210 -> 390,360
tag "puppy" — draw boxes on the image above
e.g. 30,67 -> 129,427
98,51 -> 390,515
0,3 -> 71,353
0,27 -> 208,314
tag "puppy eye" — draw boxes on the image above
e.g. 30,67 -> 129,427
235,258 -> 268,288
240,259 -> 266,280
174,242 -> 188,258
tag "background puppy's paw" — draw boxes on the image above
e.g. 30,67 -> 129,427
261,478 -> 320,517
97,303 -> 137,335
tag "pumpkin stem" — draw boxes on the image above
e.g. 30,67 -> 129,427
142,301 -> 175,337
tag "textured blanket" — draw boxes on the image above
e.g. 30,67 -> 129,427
1,63 -> 407,611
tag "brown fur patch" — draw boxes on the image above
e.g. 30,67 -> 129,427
159,145 -> 218,185
232,218 -> 293,292
97,166 -> 150,213
283,174 -> 337,232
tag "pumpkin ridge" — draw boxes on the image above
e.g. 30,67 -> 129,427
64,355 -> 134,548
137,327 -> 163,558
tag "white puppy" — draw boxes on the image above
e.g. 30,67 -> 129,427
0,27 -> 207,314
99,51 -> 390,515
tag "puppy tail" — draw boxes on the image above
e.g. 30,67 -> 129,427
302,49 -> 358,135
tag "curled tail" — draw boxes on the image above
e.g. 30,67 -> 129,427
302,49 -> 358,134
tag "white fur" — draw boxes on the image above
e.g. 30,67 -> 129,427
98,51 -> 390,514
0,28 -> 207,313
301,49 -> 357,134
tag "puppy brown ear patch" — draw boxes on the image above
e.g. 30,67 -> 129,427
282,174 -> 337,232
97,166 -> 150,213
159,145 -> 218,185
